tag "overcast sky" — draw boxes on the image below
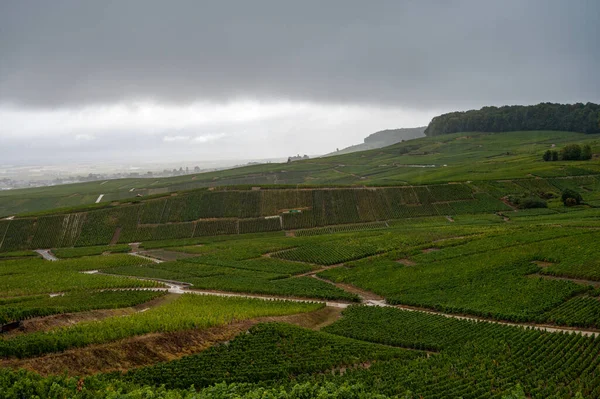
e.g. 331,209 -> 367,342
1,0 -> 599,167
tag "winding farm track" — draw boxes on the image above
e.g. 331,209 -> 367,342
43,248 -> 600,337
83,268 -> 600,337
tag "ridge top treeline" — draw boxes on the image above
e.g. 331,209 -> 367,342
425,102 -> 600,136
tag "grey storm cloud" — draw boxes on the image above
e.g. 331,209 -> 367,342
0,0 -> 599,109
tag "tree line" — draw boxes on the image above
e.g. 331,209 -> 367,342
424,102 -> 600,136
543,144 -> 592,161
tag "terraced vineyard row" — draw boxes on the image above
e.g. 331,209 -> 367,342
323,306 -> 600,398
122,323 -> 420,388
0,290 -> 164,325
0,181 -> 524,250
0,254 -> 161,297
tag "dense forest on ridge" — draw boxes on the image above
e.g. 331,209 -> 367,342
424,102 -> 600,136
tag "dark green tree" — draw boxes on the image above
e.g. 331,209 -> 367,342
560,144 -> 582,160
542,150 -> 552,161
551,151 -> 559,161
561,189 -> 583,206
581,144 -> 592,160
424,102 -> 600,136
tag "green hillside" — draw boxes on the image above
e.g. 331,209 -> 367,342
2,129 -> 600,398
1,130 -> 599,217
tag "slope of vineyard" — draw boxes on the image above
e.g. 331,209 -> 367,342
3,174 -> 600,252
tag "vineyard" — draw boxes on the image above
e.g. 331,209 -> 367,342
0,290 -> 164,325
122,323 -> 421,389
0,255 -> 162,297
321,306 -> 600,398
5,174 -> 599,252
106,237 -> 359,301
0,149 -> 600,398
0,295 -> 321,359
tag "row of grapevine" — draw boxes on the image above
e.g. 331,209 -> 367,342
426,183 -> 474,201
29,215 -> 65,248
323,306 -> 600,398
76,206 -> 140,247
130,222 -> 195,242
281,210 -> 317,229
295,221 -> 388,237
0,220 -> 11,251
122,323 -> 416,389
0,218 -> 35,251
239,217 -> 282,234
52,244 -> 130,258
540,296 -> 600,328
0,290 -> 164,325
193,219 -> 238,236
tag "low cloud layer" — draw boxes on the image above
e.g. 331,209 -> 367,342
1,1 -> 598,169
1,1 -> 598,109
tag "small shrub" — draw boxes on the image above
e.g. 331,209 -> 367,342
542,150 -> 551,161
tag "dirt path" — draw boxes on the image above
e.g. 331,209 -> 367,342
529,273 -> 600,287
89,267 -> 600,339
128,252 -> 164,264
87,270 -> 352,308
0,307 -> 342,376
109,227 -> 121,245
307,273 -> 600,337
34,249 -> 58,261
393,303 -> 599,337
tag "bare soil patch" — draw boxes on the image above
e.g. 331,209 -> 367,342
531,260 -> 555,268
421,248 -> 440,254
311,275 -> 383,302
500,196 -> 518,210
333,282 -> 383,301
397,258 -> 416,266
109,227 -> 122,245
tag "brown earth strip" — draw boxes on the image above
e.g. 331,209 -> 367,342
397,258 -> 416,266
311,275 -> 383,302
109,227 -> 121,245
531,260 -> 555,268
0,306 -> 341,376
421,248 -> 440,253
5,294 -> 177,337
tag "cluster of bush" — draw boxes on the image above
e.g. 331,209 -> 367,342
542,144 -> 592,161
508,195 -> 548,209
508,188 -> 583,208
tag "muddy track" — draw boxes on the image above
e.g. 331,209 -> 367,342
0,307 -> 342,376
